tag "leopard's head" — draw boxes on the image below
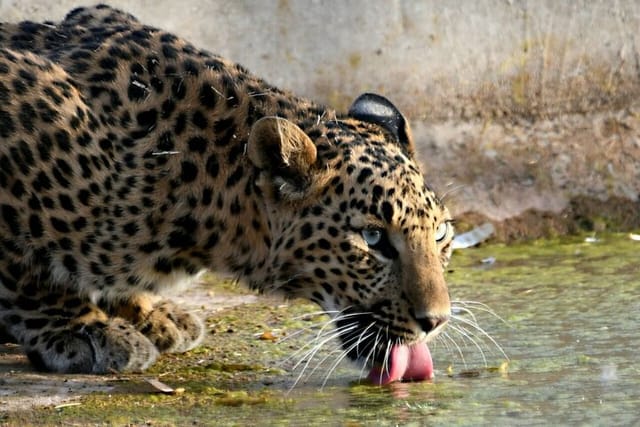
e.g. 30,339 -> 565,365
247,93 -> 453,384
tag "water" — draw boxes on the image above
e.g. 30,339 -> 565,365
439,233 -> 639,426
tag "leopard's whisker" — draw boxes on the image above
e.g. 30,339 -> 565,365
278,309 -> 371,350
303,321 -> 373,381
438,330 -> 468,367
373,339 -> 393,386
277,309 -> 363,346
452,300 -> 508,324
288,322 -> 359,371
278,324 -> 347,367
286,307 -> 364,327
281,321 -> 357,368
276,315 -> 340,344
451,314 -> 509,360
451,303 -> 479,322
447,323 -> 489,366
288,322 -> 360,390
357,328 -> 383,381
440,183 -> 466,203
321,330 -> 377,388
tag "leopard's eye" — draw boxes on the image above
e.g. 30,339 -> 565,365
360,227 -> 398,259
362,228 -> 383,246
435,222 -> 450,243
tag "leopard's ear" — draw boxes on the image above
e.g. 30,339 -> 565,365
348,93 -> 415,156
247,116 -> 317,201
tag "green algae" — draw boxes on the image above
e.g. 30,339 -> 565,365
3,233 -> 639,425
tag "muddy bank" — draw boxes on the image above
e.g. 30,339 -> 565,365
455,196 -> 640,243
414,104 -> 640,241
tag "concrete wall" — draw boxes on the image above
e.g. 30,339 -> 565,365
3,1 -> 639,235
5,1 -> 640,117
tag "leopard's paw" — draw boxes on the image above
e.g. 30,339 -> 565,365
137,301 -> 205,353
26,318 -> 158,373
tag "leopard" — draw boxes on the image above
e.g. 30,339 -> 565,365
0,5 -> 454,384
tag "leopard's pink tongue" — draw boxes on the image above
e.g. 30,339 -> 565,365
368,343 -> 433,385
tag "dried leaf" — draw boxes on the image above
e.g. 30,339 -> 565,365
145,378 -> 177,394
54,402 -> 82,409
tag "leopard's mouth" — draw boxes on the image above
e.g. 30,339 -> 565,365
334,310 -> 435,385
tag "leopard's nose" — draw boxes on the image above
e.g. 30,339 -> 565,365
413,311 -> 449,334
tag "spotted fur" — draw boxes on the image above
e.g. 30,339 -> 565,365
0,5 -> 454,374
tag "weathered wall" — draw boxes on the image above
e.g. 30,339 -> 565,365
3,0 -> 639,237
